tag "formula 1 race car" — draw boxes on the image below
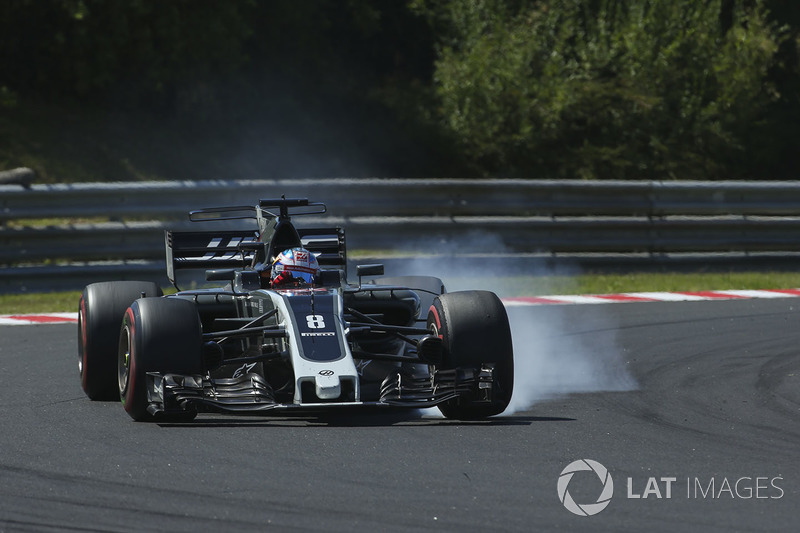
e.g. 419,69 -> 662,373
77,198 -> 513,421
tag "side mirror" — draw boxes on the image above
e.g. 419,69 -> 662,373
356,264 -> 384,277
206,269 -> 236,282
318,269 -> 344,287
356,264 -> 384,289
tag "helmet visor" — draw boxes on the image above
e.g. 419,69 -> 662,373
272,264 -> 316,286
285,268 -> 315,285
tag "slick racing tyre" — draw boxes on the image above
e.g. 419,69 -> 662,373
78,281 -> 162,400
427,290 -> 514,419
118,297 -> 203,422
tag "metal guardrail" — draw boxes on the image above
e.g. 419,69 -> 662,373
6,178 -> 800,219
2,178 -> 800,292
6,215 -> 800,263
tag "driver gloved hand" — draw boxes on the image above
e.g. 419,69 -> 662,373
271,271 -> 294,287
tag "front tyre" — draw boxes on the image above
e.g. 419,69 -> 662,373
428,291 -> 514,419
78,281 -> 162,400
119,297 -> 203,422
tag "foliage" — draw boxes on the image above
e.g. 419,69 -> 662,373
0,0 -> 254,112
0,1 -> 457,180
0,1 -> 799,180
421,0 -> 785,179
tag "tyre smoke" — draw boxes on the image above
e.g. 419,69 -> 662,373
502,303 -> 638,414
383,231 -> 638,416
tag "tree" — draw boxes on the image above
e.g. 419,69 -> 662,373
0,0 -> 254,111
422,0 -> 784,179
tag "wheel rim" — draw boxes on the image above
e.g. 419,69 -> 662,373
118,323 -> 132,395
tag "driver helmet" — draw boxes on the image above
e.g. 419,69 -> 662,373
270,247 -> 319,288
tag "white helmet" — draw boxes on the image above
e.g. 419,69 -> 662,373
270,247 -> 319,287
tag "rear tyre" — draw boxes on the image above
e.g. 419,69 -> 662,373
427,291 -> 514,419
78,281 -> 162,400
119,297 -> 203,422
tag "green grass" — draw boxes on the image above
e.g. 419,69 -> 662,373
2,271 -> 800,314
5,217 -> 110,229
0,291 -> 83,314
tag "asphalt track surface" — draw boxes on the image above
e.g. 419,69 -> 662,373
0,299 -> 798,532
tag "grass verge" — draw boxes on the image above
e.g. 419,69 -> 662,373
2,271 -> 800,314
0,291 -> 83,315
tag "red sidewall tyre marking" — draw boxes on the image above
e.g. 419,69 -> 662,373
79,297 -> 88,390
428,304 -> 443,338
122,307 -> 137,414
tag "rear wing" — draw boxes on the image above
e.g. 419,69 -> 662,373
165,230 -> 259,285
165,226 -> 347,286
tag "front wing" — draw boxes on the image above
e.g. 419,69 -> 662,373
143,366 -> 496,417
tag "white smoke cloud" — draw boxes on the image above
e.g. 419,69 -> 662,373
503,303 -> 637,414
388,230 -> 638,416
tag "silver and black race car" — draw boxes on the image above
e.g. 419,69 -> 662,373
77,198 -> 513,421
